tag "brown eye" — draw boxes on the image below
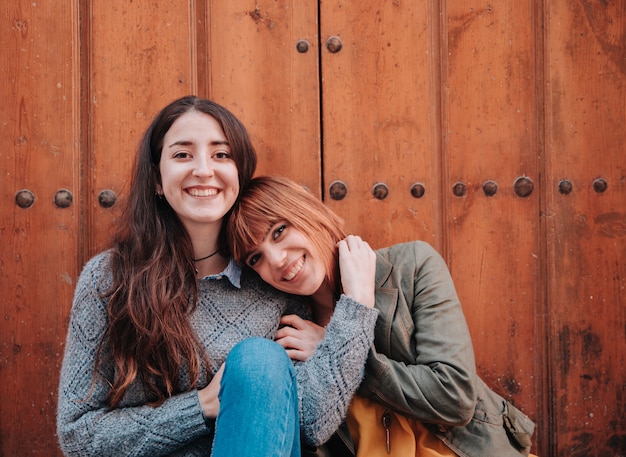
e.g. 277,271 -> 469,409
248,253 -> 261,267
273,224 -> 287,240
213,150 -> 231,160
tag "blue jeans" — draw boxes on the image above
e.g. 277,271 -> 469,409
211,337 -> 301,457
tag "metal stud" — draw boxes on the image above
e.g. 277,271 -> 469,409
296,40 -> 309,53
372,182 -> 389,200
514,177 -> 533,198
558,180 -> 573,195
328,180 -> 347,201
15,189 -> 35,209
452,182 -> 466,197
410,183 -> 425,198
98,189 -> 117,208
326,36 -> 343,53
482,180 -> 498,197
592,178 -> 607,193
54,189 -> 73,208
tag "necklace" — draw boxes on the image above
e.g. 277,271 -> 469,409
193,248 -> 220,263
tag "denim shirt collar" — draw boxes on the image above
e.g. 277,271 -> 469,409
199,256 -> 241,288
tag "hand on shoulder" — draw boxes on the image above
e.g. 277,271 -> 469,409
338,235 -> 377,308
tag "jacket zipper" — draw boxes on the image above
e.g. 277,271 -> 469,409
382,409 -> 391,454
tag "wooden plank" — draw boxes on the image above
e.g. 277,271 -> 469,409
320,0 -> 443,250
86,0 -> 196,255
204,1 -> 321,194
545,2 -> 626,456
442,0 -> 542,453
0,1 -> 79,455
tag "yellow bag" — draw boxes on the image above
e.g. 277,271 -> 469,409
346,396 -> 457,457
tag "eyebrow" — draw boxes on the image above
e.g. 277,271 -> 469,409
167,139 -> 230,148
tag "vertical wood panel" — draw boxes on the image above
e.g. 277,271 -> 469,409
0,1 -> 79,455
442,0 -> 542,453
545,2 -> 626,456
205,1 -> 321,193
87,0 -> 196,254
320,0 -> 443,249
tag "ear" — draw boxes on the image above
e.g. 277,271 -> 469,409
155,184 -> 163,196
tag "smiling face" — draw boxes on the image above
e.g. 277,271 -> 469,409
158,111 -> 239,236
246,222 -> 328,297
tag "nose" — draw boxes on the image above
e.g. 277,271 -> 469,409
264,246 -> 286,269
192,153 -> 214,177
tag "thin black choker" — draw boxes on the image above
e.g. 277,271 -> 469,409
193,249 -> 220,263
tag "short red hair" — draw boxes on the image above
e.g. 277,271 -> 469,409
228,176 -> 346,295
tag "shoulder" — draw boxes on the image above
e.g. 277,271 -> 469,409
75,250 -> 113,292
238,268 -> 291,305
69,251 -> 113,343
376,240 -> 443,268
374,241 -> 451,289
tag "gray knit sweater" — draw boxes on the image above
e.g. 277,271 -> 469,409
57,252 -> 378,457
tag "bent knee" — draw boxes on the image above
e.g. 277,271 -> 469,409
226,337 -> 294,380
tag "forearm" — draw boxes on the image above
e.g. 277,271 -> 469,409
58,387 -> 208,457
359,346 -> 477,426
294,296 -> 378,446
57,329 -> 209,457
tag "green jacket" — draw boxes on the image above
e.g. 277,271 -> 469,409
309,241 -> 535,457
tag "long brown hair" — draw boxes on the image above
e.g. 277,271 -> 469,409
228,176 -> 346,297
100,96 -> 257,407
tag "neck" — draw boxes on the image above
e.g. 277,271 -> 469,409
194,253 -> 227,278
187,224 -> 224,277
310,282 -> 336,327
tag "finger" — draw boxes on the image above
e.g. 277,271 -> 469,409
275,325 -> 302,340
285,348 -> 310,362
347,234 -> 362,246
276,335 -> 315,355
279,314 -> 305,329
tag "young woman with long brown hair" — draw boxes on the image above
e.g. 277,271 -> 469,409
56,97 -> 379,457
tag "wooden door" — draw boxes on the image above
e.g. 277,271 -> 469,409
319,0 -> 543,453
1,1 -> 624,456
1,1 -> 79,453
545,2 -> 625,455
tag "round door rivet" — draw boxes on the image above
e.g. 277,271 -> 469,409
328,180 -> 347,201
372,182 -> 389,200
98,189 -> 117,208
514,176 -> 533,198
410,183 -> 425,198
15,189 -> 35,209
482,180 -> 498,197
54,189 -> 73,208
452,182 -> 466,197
326,36 -> 343,53
592,178 -> 607,193
558,180 -> 573,195
296,40 -> 309,53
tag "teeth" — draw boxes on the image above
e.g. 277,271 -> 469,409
188,188 -> 218,197
283,257 -> 304,281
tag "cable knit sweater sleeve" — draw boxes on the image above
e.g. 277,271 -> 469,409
56,253 -> 210,457
291,295 -> 379,447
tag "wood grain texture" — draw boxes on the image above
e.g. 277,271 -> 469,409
204,1 -> 322,193
0,1 -> 624,455
0,1 -> 79,455
442,1 -> 542,454
85,0 -> 196,254
545,1 -> 626,455
320,0 -> 443,250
